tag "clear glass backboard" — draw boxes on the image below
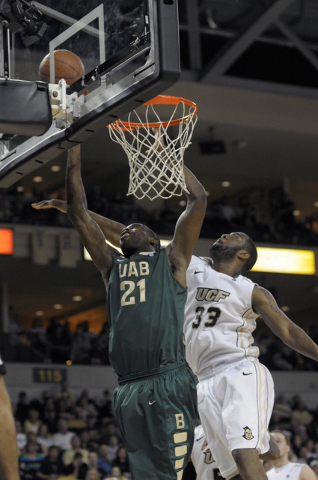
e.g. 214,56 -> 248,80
0,0 -> 180,188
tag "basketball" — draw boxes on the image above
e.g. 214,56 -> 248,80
38,49 -> 85,85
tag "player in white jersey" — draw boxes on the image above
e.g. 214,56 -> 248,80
267,431 -> 316,480
191,425 -> 222,480
184,232 -> 318,480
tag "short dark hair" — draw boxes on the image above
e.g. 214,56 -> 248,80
271,430 -> 291,446
241,234 -> 257,272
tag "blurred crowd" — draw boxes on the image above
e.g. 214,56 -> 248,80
256,326 -> 318,372
14,382 -> 130,480
5,309 -> 110,365
1,184 -> 318,246
12,381 -> 318,480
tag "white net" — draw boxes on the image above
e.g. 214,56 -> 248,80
108,98 -> 198,200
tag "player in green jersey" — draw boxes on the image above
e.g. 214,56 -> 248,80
33,142 -> 206,480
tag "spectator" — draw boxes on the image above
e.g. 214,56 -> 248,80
76,390 -> 98,411
273,395 -> 293,423
107,466 -> 129,480
16,391 -> 30,424
52,419 -> 75,451
86,452 -> 107,478
62,435 -> 89,466
105,436 -> 119,463
219,196 -> 238,224
28,319 -> 49,359
98,390 -> 112,419
71,322 -> 95,364
85,468 -> 100,480
85,415 -> 100,445
292,401 -> 314,426
48,325 -> 72,364
89,336 -> 109,365
36,424 -> 53,453
24,409 -> 42,435
99,422 -> 120,446
79,430 -> 96,453
43,409 -> 58,435
24,432 -> 44,455
97,445 -> 112,476
19,441 -> 45,480
42,397 -> 55,420
16,420 -> 27,451
76,397 -> 98,423
36,445 -> 64,480
63,452 -> 88,480
111,448 -> 130,477
55,397 -> 76,422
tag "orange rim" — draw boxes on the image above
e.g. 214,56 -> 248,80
107,95 -> 198,131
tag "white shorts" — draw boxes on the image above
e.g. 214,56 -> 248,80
197,360 -> 274,479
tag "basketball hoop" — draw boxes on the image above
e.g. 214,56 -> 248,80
107,95 -> 198,200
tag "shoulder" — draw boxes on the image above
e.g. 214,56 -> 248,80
266,467 -> 276,479
239,275 -> 257,285
300,464 -> 317,480
188,255 -> 210,270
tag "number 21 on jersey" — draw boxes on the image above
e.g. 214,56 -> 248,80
120,279 -> 146,306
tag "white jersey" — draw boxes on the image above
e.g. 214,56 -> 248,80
184,256 -> 259,379
267,462 -> 304,480
191,425 -> 221,480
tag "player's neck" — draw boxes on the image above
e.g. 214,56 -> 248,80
273,456 -> 290,469
211,261 -> 241,278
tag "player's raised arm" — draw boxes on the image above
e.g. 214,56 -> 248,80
166,165 -> 207,286
31,199 -> 124,249
65,144 -> 118,280
252,286 -> 318,362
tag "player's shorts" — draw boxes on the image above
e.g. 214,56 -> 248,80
112,362 -> 197,480
197,359 -> 274,479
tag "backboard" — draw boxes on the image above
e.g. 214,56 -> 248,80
0,0 -> 180,188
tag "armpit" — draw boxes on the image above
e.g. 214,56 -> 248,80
168,253 -> 182,275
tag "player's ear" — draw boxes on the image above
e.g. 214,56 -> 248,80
238,250 -> 250,261
149,237 -> 159,247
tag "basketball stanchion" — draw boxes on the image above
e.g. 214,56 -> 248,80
108,95 -> 198,201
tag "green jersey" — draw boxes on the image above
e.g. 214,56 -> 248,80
107,248 -> 187,378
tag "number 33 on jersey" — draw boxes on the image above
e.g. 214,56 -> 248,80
184,255 -> 260,378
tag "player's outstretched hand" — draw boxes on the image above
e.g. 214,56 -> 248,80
31,199 -> 67,213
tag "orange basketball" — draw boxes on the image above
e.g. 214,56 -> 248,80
38,49 -> 85,85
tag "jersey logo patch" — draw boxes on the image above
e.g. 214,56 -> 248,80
204,451 -> 215,464
242,427 -> 254,440
195,287 -> 230,302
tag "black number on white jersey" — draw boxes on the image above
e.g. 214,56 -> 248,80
192,306 -> 221,329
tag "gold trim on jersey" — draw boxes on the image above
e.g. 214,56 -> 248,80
237,308 -> 259,358
254,362 -> 268,446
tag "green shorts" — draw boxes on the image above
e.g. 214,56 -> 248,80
112,362 -> 197,480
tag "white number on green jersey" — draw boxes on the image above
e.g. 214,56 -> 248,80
120,279 -> 146,306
